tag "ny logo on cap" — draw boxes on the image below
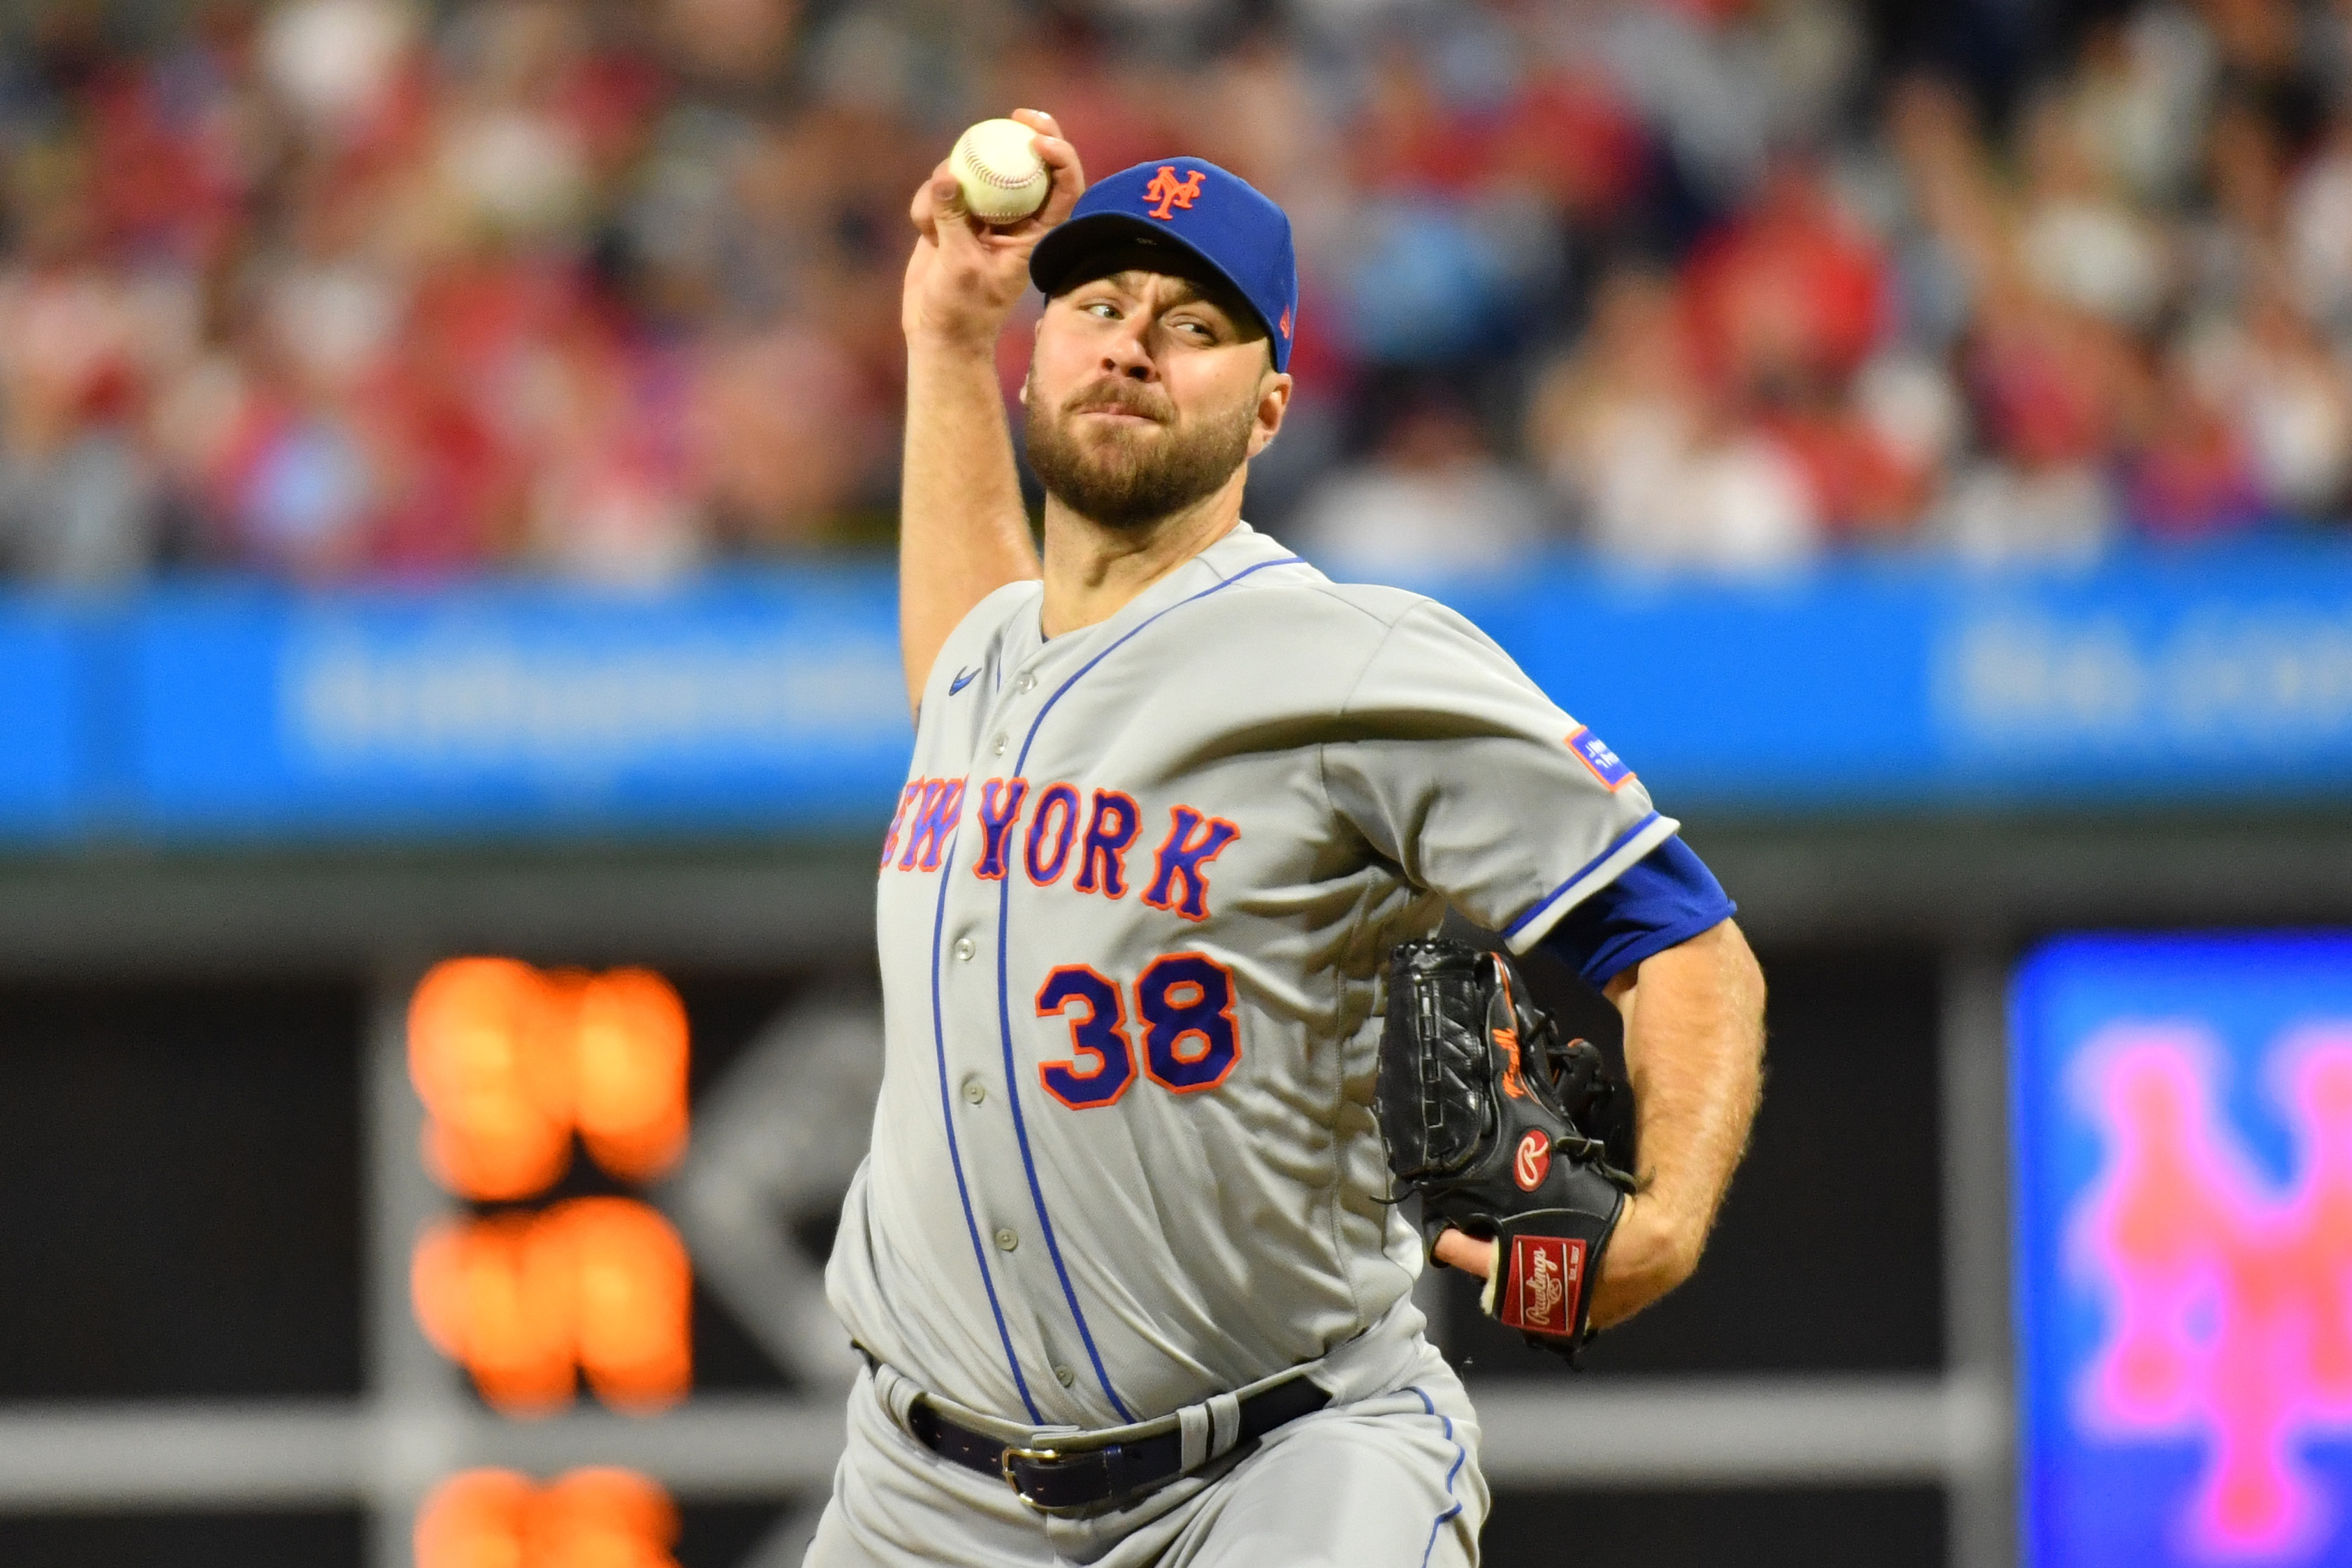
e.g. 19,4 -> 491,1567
1142,166 -> 1205,220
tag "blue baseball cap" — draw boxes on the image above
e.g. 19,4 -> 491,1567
1029,158 -> 1298,372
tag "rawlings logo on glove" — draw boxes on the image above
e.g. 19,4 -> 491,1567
1505,1235 -> 1578,1334
1374,937 -> 1637,1356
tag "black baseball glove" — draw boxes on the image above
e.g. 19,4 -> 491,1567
1374,936 -> 1638,1358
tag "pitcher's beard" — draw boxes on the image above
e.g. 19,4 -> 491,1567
1024,385 -> 1254,531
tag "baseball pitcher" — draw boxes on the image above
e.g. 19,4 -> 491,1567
807,110 -> 1768,1567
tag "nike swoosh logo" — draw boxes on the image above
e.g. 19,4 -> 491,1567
948,667 -> 979,695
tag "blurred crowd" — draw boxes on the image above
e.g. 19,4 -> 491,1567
1,0 -> 2350,588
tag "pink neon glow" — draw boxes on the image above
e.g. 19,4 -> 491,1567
2070,1022 -> 2352,1560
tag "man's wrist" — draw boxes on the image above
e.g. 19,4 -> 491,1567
907,317 -> 1014,362
1611,1192 -> 1704,1289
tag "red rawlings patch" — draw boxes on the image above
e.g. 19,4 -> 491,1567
1500,1235 -> 1586,1338
1512,1129 -> 1552,1191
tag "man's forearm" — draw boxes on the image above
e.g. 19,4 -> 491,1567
1608,919 -> 1766,1275
899,342 -> 1041,709
1438,917 -> 1765,1323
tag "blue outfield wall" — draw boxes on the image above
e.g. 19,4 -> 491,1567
0,597 -> 89,836
1449,548 -> 2352,808
129,573 -> 910,836
3,549 -> 2350,845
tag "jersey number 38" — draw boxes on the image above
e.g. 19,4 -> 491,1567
1033,954 -> 1240,1109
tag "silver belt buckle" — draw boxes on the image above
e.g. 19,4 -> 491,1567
1000,1443 -> 1061,1509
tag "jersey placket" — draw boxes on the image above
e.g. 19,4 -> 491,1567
913,540 -> 1313,1427
939,626 -> 1129,1423
979,550 -> 1316,1425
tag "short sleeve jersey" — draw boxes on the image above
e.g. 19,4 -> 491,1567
826,523 -> 1678,1428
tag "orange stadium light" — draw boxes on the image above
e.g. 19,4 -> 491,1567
570,968 -> 691,1184
409,958 -> 576,1201
564,1196 -> 696,1411
415,1469 -> 533,1568
409,959 -> 690,1200
412,1198 -> 693,1416
416,1467 -> 681,1568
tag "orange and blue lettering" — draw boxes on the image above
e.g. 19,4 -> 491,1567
973,778 -> 1029,881
1138,952 -> 1240,1092
896,778 -> 965,872
1024,783 -> 1082,886
1034,965 -> 1137,1109
1142,806 -> 1238,922
878,781 -> 924,869
1073,790 -> 1142,898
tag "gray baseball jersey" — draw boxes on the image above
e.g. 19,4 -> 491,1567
826,521 -> 1676,1429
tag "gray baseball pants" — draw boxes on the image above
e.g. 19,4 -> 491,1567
801,1340 -> 1487,1568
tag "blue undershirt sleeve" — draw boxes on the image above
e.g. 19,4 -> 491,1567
1537,834 -> 1736,990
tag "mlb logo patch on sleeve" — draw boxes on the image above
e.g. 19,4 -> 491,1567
1566,727 -> 1634,791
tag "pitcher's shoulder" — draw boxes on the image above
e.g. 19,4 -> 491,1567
958,577 -> 1046,639
1218,562 -> 1431,638
936,578 -> 1044,661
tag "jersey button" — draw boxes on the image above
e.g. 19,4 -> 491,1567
1015,672 -> 1038,694
1053,1364 -> 1075,1387
953,936 -> 976,962
991,734 -> 1007,757
994,1227 -> 1019,1252
961,1077 -> 986,1105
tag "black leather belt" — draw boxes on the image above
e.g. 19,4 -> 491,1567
905,1375 -> 1331,1512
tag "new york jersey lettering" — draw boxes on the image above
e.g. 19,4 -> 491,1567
1075,790 -> 1142,897
878,781 -> 924,869
1143,806 -> 1240,922
895,778 -> 964,873
1024,783 -> 1082,886
973,778 -> 1029,881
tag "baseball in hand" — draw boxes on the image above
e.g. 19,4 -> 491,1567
949,118 -> 1051,224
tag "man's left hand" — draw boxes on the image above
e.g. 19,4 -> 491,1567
1431,1196 -> 1694,1332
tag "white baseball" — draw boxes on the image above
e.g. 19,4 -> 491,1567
949,118 -> 1051,225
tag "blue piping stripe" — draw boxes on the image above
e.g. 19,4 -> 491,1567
999,552 -> 1309,1422
1409,1386 -> 1467,1568
1500,810 -> 1665,943
992,890 -> 1136,1421
929,831 -> 1043,1423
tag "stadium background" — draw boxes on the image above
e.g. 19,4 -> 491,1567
2,0 -> 2351,1565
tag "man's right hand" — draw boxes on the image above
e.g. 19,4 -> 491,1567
894,110 -> 1072,711
904,110 -> 1086,356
